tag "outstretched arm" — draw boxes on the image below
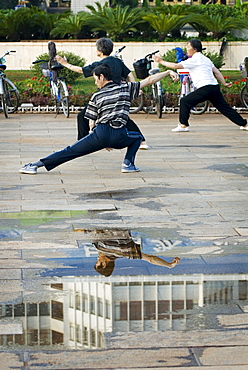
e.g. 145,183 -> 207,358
141,254 -> 180,268
140,70 -> 179,89
126,71 -> 136,82
152,54 -> 183,70
55,55 -> 83,74
213,66 -> 232,88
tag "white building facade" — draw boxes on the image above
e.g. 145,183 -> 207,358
70,0 -> 109,13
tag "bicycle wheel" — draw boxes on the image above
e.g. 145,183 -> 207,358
184,78 -> 209,115
59,80 -> 70,118
142,85 -> 155,114
130,93 -> 144,114
154,83 -> 163,118
190,100 -> 209,115
0,93 -> 8,118
50,81 -> 59,114
4,78 -> 20,113
240,84 -> 248,108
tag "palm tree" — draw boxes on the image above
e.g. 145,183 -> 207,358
86,2 -> 144,41
235,0 -> 248,17
31,11 -> 67,40
142,12 -> 186,41
0,9 -> 23,41
187,13 -> 248,39
50,12 -> 91,39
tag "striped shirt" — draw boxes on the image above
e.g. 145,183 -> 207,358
85,81 -> 141,128
93,239 -> 142,260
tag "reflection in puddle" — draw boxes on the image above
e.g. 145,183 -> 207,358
0,276 -> 247,350
0,229 -> 248,350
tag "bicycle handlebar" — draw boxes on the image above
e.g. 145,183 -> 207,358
32,59 -> 49,64
144,50 -> 159,59
0,50 -> 16,59
114,45 -> 126,57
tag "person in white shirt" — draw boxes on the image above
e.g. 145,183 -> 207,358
153,39 -> 248,132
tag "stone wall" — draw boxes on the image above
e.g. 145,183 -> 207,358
0,40 -> 247,71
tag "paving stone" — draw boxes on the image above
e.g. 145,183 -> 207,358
193,346 -> 248,366
1,113 -> 248,369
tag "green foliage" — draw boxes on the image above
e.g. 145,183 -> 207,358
50,12 -> 90,39
142,13 -> 186,41
142,0 -> 149,8
30,51 -> 86,84
160,48 -> 180,66
86,2 -> 144,41
0,6 -> 70,41
203,50 -> 225,69
235,0 -> 248,17
0,2 -> 248,42
195,14 -> 248,40
15,75 -> 52,105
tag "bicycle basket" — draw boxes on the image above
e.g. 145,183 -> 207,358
39,62 -> 50,78
133,58 -> 150,79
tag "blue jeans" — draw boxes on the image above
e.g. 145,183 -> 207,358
41,123 -> 142,171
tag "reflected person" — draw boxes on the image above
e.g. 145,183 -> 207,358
93,238 -> 180,277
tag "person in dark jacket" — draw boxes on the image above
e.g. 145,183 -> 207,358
56,37 -> 149,149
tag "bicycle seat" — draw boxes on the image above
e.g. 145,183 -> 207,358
50,63 -> 64,71
0,64 -> 6,70
177,69 -> 190,75
148,68 -> 160,75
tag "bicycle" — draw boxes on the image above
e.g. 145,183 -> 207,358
133,50 -> 164,118
0,50 -> 20,118
239,56 -> 248,109
113,45 -> 144,114
32,41 -> 70,118
177,69 -> 209,115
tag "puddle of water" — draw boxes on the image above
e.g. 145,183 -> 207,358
0,228 -> 248,350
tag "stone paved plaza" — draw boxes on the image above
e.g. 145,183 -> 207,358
0,111 -> 248,369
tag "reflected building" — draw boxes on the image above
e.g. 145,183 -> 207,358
1,273 -> 247,349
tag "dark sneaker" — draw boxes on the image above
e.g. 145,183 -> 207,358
122,163 -> 140,173
19,163 -> 38,174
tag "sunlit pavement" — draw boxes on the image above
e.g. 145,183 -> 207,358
1,111 -> 248,369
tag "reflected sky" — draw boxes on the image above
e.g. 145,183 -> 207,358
0,229 -> 248,350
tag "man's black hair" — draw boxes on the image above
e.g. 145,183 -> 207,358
96,38 -> 113,56
92,64 -> 113,81
94,260 -> 115,277
189,39 -> 205,52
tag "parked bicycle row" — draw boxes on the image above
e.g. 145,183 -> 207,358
1,42 -> 248,119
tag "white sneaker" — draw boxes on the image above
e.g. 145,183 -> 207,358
240,125 -> 248,130
19,163 -> 38,174
139,142 -> 149,150
172,125 -> 189,132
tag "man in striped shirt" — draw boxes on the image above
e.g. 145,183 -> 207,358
93,237 -> 180,277
19,64 -> 178,175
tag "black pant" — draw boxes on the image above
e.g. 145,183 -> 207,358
180,84 -> 247,127
77,106 -> 145,141
41,124 -> 142,171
